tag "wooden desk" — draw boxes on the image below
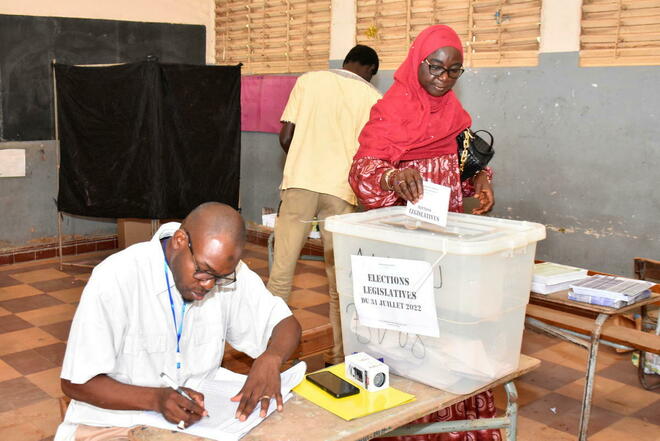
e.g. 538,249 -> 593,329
129,355 -> 540,441
526,285 -> 659,441
529,289 -> 659,318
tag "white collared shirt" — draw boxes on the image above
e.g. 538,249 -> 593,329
56,222 -> 291,438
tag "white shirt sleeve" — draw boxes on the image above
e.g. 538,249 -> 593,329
225,262 -> 293,359
60,265 -> 126,384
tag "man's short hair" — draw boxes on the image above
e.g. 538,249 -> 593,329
343,45 -> 379,75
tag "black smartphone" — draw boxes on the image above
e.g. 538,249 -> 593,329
306,371 -> 360,398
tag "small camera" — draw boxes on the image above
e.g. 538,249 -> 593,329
345,352 -> 389,392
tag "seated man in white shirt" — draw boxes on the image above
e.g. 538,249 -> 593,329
55,202 -> 302,441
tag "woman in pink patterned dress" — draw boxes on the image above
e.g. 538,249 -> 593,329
348,25 -> 498,441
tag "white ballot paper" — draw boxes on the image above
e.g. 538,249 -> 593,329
405,180 -> 450,227
351,255 -> 439,338
139,362 -> 306,440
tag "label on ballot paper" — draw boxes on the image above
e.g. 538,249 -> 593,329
405,181 -> 450,227
351,255 -> 439,337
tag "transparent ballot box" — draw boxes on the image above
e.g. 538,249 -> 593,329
326,207 -> 546,394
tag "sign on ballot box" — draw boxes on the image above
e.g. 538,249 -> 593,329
351,255 -> 439,338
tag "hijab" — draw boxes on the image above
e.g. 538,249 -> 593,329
354,25 -> 471,163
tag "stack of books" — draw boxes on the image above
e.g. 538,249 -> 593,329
568,275 -> 655,308
531,262 -> 589,294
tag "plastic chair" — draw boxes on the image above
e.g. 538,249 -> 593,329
633,257 -> 660,390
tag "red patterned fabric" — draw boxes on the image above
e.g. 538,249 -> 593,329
377,389 -> 501,441
349,155 -> 491,212
354,25 -> 471,163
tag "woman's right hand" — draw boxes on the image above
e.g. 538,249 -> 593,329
391,168 -> 424,204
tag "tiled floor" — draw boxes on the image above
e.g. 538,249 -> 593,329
0,244 -> 658,440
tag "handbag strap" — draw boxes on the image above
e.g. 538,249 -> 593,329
459,129 -> 472,174
472,130 -> 494,147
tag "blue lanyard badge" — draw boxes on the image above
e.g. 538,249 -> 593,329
164,260 -> 187,369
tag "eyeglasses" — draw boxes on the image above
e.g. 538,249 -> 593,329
423,59 -> 464,79
181,229 -> 236,287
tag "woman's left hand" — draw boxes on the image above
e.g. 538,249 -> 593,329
472,171 -> 494,215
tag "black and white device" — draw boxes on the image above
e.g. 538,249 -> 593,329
345,352 -> 390,392
306,371 -> 360,398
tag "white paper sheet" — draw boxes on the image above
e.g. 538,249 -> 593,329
405,181 -> 450,227
138,362 -> 306,440
351,255 -> 439,338
0,149 -> 26,177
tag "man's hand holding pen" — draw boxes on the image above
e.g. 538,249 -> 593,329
154,385 -> 207,428
158,372 -> 208,429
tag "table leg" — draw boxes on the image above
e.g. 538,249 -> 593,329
637,304 -> 660,390
267,232 -> 274,274
578,313 -> 609,441
383,381 -> 519,439
504,381 -> 518,441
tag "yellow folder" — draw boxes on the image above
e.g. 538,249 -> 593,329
293,363 -> 416,421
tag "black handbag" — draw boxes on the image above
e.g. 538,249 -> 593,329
456,129 -> 494,181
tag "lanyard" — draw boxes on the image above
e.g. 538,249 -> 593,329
164,260 -> 187,369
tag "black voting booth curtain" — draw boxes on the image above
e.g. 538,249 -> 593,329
55,61 -> 241,219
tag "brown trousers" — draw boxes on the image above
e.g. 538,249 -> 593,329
266,188 -> 355,364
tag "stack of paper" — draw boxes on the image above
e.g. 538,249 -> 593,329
531,262 -> 589,294
568,275 -> 654,308
138,362 -> 306,440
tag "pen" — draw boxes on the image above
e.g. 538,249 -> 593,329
160,372 -> 195,401
160,372 -> 209,418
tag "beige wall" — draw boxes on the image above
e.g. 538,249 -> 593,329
330,0 -> 356,60
540,0 -> 583,53
0,0 -> 216,63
